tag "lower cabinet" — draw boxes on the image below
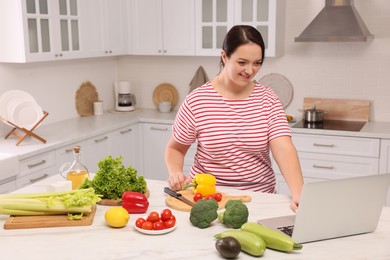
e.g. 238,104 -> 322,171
17,151 -> 57,189
109,125 -> 140,170
140,123 -> 172,180
379,139 -> 390,206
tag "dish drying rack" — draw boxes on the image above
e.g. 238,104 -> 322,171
0,111 -> 49,146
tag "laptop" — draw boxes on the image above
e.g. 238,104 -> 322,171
257,173 -> 390,244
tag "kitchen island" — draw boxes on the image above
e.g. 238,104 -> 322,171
0,175 -> 389,260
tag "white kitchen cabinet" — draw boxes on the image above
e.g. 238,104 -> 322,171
141,123 -> 172,180
79,0 -> 127,58
0,0 -> 81,62
55,141 -> 87,172
274,133 -> 381,196
379,139 -> 390,206
84,133 -> 110,173
109,125 -> 140,171
17,151 -> 57,189
195,0 -> 285,57
130,0 -> 195,56
0,180 -> 16,194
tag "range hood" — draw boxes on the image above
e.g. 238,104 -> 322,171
295,0 -> 374,42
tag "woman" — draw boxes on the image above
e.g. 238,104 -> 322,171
165,25 -> 303,211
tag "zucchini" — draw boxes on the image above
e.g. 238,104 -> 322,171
214,229 -> 266,257
241,222 -> 303,252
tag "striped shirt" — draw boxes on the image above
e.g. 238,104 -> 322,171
172,81 -> 291,193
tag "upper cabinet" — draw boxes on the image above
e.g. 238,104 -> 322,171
195,0 -> 285,57
0,0 -> 81,62
78,0 -> 127,58
130,0 -> 195,56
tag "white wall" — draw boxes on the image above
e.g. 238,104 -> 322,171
0,0 -> 389,137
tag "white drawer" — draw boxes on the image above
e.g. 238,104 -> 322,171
19,151 -> 56,177
0,180 -> 16,194
16,166 -> 56,189
298,152 -> 379,179
292,134 -> 380,158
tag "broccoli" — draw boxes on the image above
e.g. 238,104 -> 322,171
190,199 -> 219,229
218,200 -> 249,229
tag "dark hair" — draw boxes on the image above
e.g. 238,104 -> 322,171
220,25 -> 265,67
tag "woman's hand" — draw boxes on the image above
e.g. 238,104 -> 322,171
290,199 -> 299,213
167,172 -> 191,191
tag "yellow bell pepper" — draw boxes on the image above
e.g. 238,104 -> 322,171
183,173 -> 216,196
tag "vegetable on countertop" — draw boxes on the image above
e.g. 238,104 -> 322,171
80,156 -> 147,200
189,198 -> 219,228
215,236 -> 241,259
120,191 -> 149,214
218,200 -> 249,229
182,173 -> 216,196
214,229 -> 266,257
0,188 -> 101,219
241,222 -> 303,252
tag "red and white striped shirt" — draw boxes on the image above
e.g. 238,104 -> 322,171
172,81 -> 291,193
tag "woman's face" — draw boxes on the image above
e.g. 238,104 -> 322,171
222,43 -> 263,88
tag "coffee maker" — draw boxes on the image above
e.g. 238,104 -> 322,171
114,81 -> 135,112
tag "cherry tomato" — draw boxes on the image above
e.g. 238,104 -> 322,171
160,209 -> 172,221
147,211 -> 160,222
213,193 -> 223,202
204,195 -> 214,200
141,221 -> 153,230
153,220 -> 165,230
193,193 -> 203,202
164,219 -> 176,229
170,215 -> 176,222
135,217 -> 146,228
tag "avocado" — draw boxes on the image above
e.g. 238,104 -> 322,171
215,236 -> 241,259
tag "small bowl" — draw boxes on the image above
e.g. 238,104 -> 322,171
158,102 -> 171,113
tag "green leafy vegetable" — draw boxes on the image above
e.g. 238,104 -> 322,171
80,156 -> 147,200
218,200 -> 249,229
189,199 -> 219,228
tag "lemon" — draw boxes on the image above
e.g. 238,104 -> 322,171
105,207 -> 130,228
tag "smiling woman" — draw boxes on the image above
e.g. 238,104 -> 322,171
165,25 -> 304,213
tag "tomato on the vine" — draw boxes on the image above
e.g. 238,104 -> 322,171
193,193 -> 203,202
135,217 -> 146,228
160,209 -> 172,221
147,211 -> 160,222
213,193 -> 223,202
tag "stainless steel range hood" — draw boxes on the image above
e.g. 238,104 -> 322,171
295,0 -> 374,42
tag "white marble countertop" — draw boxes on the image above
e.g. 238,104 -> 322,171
0,174 -> 389,260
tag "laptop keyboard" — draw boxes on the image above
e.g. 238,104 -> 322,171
277,225 -> 294,237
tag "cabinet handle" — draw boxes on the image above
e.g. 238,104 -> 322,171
29,174 -> 49,183
94,136 -> 108,143
27,160 -> 47,169
120,129 -> 132,134
150,126 -> 168,131
313,143 -> 335,148
313,164 -> 335,170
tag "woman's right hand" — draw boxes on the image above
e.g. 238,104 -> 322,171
167,171 -> 191,191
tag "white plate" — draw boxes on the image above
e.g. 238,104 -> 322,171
0,90 -> 37,124
134,223 -> 176,235
258,73 -> 294,109
9,101 -> 43,129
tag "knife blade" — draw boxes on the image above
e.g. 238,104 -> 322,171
164,187 -> 195,207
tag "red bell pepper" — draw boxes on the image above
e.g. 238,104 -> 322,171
121,191 -> 149,214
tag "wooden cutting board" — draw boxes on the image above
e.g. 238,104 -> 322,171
3,205 -> 97,230
303,98 -> 370,122
165,190 -> 251,212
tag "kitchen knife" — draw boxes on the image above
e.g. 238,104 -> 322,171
164,187 -> 195,207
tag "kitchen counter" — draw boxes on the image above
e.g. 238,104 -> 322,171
0,174 -> 389,260
1,109 -> 390,161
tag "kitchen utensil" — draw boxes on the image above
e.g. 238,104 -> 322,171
165,189 -> 252,212
302,105 -> 326,123
4,205 -> 96,229
75,81 -> 99,117
153,83 -> 179,109
164,187 -> 195,207
258,73 -> 293,109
